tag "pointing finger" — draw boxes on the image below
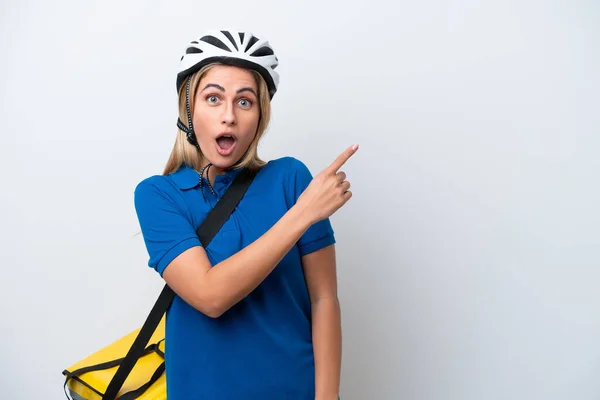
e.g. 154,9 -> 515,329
327,144 -> 359,174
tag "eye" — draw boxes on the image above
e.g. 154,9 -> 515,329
238,98 -> 252,108
206,95 -> 219,104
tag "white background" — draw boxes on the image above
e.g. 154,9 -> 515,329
1,0 -> 599,399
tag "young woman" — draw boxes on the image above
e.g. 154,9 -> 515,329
134,30 -> 358,400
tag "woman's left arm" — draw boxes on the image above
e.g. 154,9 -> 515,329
302,244 -> 342,400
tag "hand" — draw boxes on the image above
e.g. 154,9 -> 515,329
296,144 -> 359,225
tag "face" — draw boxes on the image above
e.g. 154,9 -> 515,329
192,65 -> 260,169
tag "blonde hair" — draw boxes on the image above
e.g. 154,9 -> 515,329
162,62 -> 271,176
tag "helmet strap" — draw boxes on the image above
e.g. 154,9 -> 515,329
177,76 -> 201,151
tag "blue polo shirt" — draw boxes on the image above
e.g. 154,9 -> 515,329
134,156 -> 336,399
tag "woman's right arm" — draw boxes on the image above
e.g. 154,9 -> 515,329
163,202 -> 310,317
161,145 -> 358,318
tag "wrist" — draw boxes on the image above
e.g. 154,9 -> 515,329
289,203 -> 315,231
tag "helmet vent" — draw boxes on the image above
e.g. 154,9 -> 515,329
245,36 -> 259,52
200,35 -> 231,52
221,31 -> 239,51
186,47 -> 203,54
250,47 -> 274,57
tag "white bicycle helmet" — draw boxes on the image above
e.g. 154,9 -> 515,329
176,30 -> 280,99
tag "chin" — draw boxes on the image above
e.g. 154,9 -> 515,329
206,153 -> 241,170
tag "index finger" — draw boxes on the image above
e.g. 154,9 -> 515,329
327,144 -> 359,173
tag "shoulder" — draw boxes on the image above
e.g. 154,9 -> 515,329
262,156 -> 312,179
133,174 -> 182,210
260,157 -> 315,206
134,174 -> 170,198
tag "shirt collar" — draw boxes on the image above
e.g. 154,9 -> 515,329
170,164 -> 245,190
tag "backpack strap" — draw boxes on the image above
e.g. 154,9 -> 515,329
98,168 -> 257,400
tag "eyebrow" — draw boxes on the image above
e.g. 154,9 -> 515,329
201,83 -> 225,92
236,87 -> 258,97
201,83 -> 257,97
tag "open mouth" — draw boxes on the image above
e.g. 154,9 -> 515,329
216,133 -> 237,156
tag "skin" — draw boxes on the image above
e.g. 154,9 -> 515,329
164,64 -> 358,399
192,65 -> 260,183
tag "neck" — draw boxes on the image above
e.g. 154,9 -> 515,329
199,161 -> 227,183
209,165 -> 226,182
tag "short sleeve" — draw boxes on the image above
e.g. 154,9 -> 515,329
134,178 -> 202,276
286,158 -> 336,256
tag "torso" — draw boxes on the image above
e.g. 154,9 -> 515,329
135,157 -> 335,399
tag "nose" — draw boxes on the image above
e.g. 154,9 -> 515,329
221,102 -> 237,126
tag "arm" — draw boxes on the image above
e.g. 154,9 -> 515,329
135,145 -> 357,319
162,204 -> 310,318
303,245 -> 342,400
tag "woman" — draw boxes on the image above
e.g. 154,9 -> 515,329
134,30 -> 358,399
